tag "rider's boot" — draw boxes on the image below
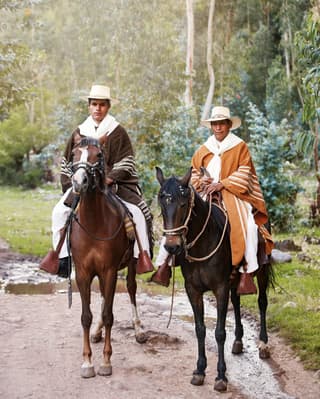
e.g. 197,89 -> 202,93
150,259 -> 172,287
237,271 -> 257,295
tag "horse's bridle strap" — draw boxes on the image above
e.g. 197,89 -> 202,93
162,187 -> 195,236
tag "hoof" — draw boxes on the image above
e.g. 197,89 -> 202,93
80,366 -> 96,378
259,346 -> 270,359
98,364 -> 112,376
232,340 -> 243,354
90,331 -> 103,343
190,373 -> 205,386
136,332 -> 148,344
214,379 -> 228,392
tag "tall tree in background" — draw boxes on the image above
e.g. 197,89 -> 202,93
295,11 -> 320,223
201,0 -> 215,120
184,0 -> 194,107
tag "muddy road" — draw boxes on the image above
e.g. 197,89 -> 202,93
0,242 -> 319,399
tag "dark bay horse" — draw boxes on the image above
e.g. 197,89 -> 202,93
70,135 -> 146,378
156,166 -> 232,392
156,166 -> 274,392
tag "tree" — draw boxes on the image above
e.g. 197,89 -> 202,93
184,0 -> 194,107
295,12 -> 320,223
246,103 -> 300,231
201,0 -> 215,120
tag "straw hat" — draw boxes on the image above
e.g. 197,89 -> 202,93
83,84 -> 119,104
201,106 -> 241,130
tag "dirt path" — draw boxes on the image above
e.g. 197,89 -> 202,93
0,240 -> 319,399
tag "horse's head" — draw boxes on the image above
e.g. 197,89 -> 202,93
71,137 -> 105,194
156,166 -> 194,255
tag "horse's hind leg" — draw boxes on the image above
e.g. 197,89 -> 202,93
230,285 -> 244,354
257,265 -> 270,359
126,258 -> 147,343
77,280 -> 96,378
91,297 -> 104,343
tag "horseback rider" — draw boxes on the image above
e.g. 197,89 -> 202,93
51,84 -> 154,277
152,106 -> 273,293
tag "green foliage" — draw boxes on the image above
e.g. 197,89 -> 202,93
242,258 -> 320,370
0,104 -> 59,186
246,103 -> 300,231
295,13 -> 320,124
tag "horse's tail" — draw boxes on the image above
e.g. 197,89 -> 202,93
266,258 -> 276,290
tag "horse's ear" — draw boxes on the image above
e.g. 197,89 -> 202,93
155,166 -> 165,185
181,167 -> 192,186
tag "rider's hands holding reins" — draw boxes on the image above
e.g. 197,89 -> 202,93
106,177 -> 114,185
201,176 -> 224,195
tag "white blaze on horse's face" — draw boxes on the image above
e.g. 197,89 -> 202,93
72,147 -> 89,192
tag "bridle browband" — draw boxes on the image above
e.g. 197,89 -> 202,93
161,185 -> 228,262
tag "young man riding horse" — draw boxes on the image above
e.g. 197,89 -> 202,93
152,106 -> 273,294
51,84 -> 154,276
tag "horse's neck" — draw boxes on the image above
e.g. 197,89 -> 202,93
188,195 -> 216,238
79,190 -> 116,222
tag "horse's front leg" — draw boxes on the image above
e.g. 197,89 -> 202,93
97,270 -> 117,377
230,285 -> 244,354
126,258 -> 147,343
257,265 -> 270,359
185,283 -> 207,387
77,279 -> 95,378
213,286 -> 229,392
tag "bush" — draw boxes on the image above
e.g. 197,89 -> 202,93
246,103 -> 300,231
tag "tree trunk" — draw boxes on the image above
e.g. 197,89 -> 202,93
184,0 -> 194,107
201,0 -> 216,120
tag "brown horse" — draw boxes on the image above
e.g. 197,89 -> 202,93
70,135 -> 146,378
156,166 -> 274,392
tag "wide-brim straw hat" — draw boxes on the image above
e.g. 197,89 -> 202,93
201,106 -> 241,130
81,84 -> 119,104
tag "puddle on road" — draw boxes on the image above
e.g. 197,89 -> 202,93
1,258 -> 294,399
0,259 -> 153,296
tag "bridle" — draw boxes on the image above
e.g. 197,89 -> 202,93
70,137 -> 125,241
71,137 -> 105,192
161,185 -> 229,262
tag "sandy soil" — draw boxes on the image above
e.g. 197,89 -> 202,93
0,241 -> 319,399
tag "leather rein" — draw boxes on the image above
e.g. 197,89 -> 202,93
162,186 -> 229,262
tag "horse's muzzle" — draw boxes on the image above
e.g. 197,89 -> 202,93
72,168 -> 89,194
164,235 -> 183,255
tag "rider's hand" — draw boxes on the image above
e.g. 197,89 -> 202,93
106,177 -> 114,185
205,182 -> 224,195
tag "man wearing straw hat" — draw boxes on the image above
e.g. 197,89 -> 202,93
51,84 -> 153,277
152,105 -> 273,294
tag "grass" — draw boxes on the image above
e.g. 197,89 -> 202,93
0,184 -> 60,256
0,184 -> 319,371
242,260 -> 320,370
